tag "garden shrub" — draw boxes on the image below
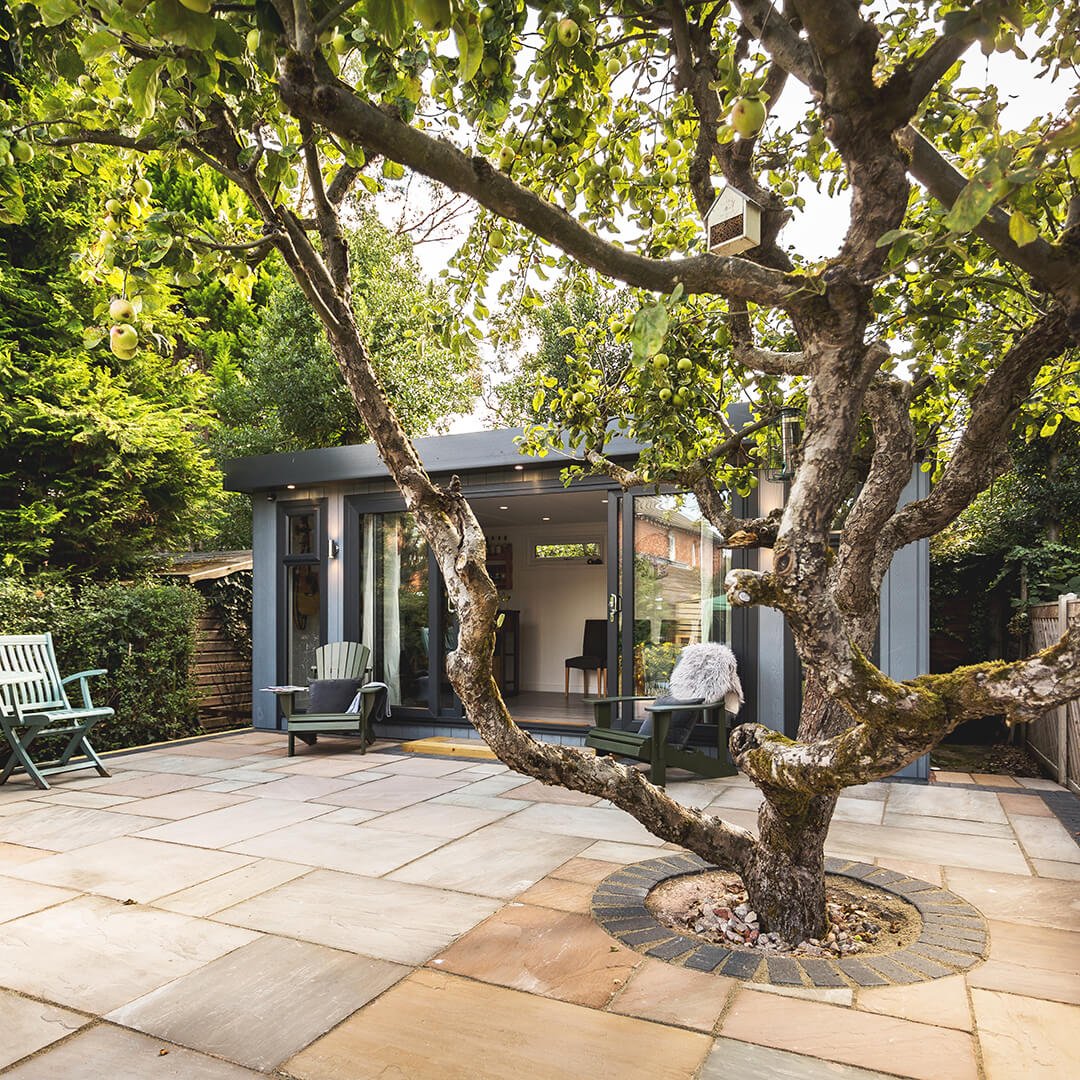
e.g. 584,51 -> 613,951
0,577 -> 206,751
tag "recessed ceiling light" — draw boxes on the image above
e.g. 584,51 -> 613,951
286,484 -> 296,490
601,498 -> 608,504
542,516 -> 550,521
514,464 -> 524,470
499,505 -> 508,510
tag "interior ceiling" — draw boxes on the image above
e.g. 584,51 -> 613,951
470,489 -> 610,529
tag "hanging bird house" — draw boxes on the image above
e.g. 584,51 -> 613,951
705,186 -> 761,255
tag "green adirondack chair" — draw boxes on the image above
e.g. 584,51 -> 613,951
584,695 -> 737,786
264,641 -> 380,756
0,633 -> 113,790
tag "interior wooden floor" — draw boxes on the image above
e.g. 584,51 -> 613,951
506,691 -> 596,728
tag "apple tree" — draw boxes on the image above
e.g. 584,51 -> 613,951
6,0 -> 1080,939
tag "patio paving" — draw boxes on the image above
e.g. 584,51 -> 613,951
0,729 -> 1076,1079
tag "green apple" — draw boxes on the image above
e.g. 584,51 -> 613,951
677,357 -> 692,372
609,164 -> 624,182
332,31 -> 347,53
432,74 -> 450,95
111,342 -> 138,360
110,297 -> 136,322
481,55 -> 500,77
497,145 -> 516,170
541,137 -> 557,155
234,262 -> 252,280
415,0 -> 452,32
731,95 -> 767,139
660,168 -> 677,186
133,177 -> 152,198
12,140 -> 33,163
110,323 -> 138,351
572,391 -> 586,405
177,0 -> 212,12
779,179 -> 795,196
77,74 -> 93,90
651,354 -> 667,368
100,229 -> 116,246
103,215 -> 117,230
247,28 -> 261,52
105,198 -> 122,215
480,5 -> 496,21
606,57 -> 620,76
557,18 -> 581,47
652,206 -> 667,224
659,387 -> 672,401
489,228 -> 506,249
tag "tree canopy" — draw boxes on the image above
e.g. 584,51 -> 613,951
4,0 -> 1080,938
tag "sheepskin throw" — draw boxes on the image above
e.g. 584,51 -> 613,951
668,643 -> 743,716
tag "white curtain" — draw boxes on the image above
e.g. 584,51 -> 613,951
699,518 -> 715,643
382,515 -> 402,703
361,515 -> 375,654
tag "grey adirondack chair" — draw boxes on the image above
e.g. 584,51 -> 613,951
0,633 -> 113,790
265,641 -> 379,755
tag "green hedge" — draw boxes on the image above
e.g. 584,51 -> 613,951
0,578 -> 206,751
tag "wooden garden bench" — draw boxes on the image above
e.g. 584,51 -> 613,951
0,632 -> 113,790
584,695 -> 737,786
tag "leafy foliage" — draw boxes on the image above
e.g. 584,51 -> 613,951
0,575 -> 205,748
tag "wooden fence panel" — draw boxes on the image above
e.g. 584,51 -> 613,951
1025,595 -> 1079,793
193,614 -> 251,732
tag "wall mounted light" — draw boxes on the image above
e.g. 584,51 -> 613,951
514,464 -> 524,471
266,493 -> 276,502
328,539 -> 339,559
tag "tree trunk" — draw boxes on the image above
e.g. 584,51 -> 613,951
741,793 -> 835,941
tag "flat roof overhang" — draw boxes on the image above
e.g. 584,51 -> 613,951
222,427 -> 644,493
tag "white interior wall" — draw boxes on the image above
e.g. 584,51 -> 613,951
485,523 -> 608,694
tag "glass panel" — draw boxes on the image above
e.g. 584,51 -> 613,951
367,511 -> 430,709
287,564 -> 321,684
633,493 -> 730,696
288,512 -> 316,555
440,580 -> 459,711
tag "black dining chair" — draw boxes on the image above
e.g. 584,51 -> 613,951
565,619 -> 608,697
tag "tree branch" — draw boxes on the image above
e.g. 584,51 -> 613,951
730,0 -> 822,92
275,55 -> 808,310
884,33 -> 972,119
897,126 -> 1080,311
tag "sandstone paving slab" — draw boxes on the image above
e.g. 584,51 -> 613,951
0,894 -> 257,1013
832,798 -> 884,825
107,934 -> 408,1071
1017,776 -> 1066,791
230,819 -> 445,876
651,781 -> 721,809
430,791 -> 531,813
0,877 -> 78,924
944,868 -> 1080,931
226,773 -> 358,802
515,875 -> 597,913
270,756 -> 386,777
885,784 -> 1008,823
702,1038 -> 905,1080
874,857 -> 944,885
431,903 -> 640,1008
0,842 -> 54,865
971,988 -> 1080,1079
160,741 -> 258,759
136,796 -> 331,848
581,839 -> 683,864
720,987 -> 978,1080
283,969 -> 712,1080
315,806 -> 383,824
998,792 -> 1054,817
154,858 -> 312,916
455,773 -> 534,797
362,800 -> 511,837
370,755 -> 477,777
1009,814 -> 1080,863
880,811 -> 1013,838
0,988 -> 88,1070
503,780 -> 602,806
705,786 -> 766,812
203,767 -> 284,785
309,773 -> 469,811
550,856 -> 629,884
102,789 -> 251,820
856,972 -> 972,1030
104,754 -> 243,776
5,836 -> 255,903
29,790 -> 138,809
967,957 -> 1080,1006
213,868 -> 501,964
387,822 -> 591,897
81,772 -> 217,798
838,782 -> 889,802
931,771 -> 974,784
746,982 -> 853,1006
199,780 -> 255,793
0,805 -> 167,852
607,955 -> 734,1030
0,1024 -> 266,1079
509,802 -> 668,846
823,819 -> 1028,875
971,773 -> 1020,787
1032,858 -> 1080,880
983,919 -> 1080,979
444,762 -> 510,778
